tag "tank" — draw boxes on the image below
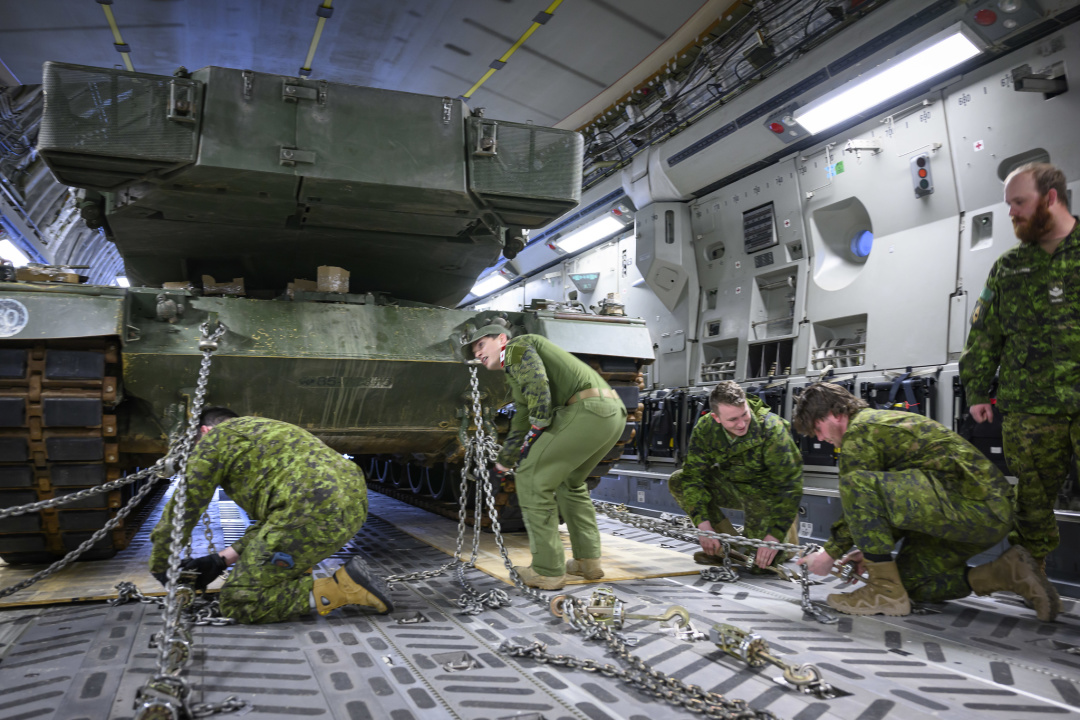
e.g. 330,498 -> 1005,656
0,62 -> 653,563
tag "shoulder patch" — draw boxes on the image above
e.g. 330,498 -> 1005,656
504,344 -> 527,367
971,286 -> 993,329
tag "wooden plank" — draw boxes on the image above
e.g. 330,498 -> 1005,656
368,493 -> 701,585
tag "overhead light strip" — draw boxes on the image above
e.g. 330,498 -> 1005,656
794,25 -> 983,135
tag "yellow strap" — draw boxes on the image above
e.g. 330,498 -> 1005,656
301,1 -> 334,74
100,4 -> 134,72
463,0 -> 563,99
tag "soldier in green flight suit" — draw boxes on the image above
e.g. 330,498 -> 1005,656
149,408 -> 393,623
668,381 -> 802,569
467,320 -> 627,590
960,162 -> 1078,609
794,382 -> 1059,622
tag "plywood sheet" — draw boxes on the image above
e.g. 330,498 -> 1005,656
368,493 -> 701,585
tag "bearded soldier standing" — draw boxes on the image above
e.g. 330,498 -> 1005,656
960,162 -> 1077,614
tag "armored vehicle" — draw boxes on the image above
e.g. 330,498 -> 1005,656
0,62 -> 653,563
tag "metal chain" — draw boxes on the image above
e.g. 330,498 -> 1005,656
592,501 -> 838,624
131,320 -> 245,720
385,363 -> 548,612
501,595 -> 780,720
0,463 -> 165,599
111,582 -> 237,627
0,468 -> 158,518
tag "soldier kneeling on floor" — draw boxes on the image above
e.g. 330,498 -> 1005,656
668,381 -> 803,570
148,407 -> 393,623
793,382 -> 1059,622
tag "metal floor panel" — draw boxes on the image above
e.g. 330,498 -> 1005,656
0,494 -> 1078,720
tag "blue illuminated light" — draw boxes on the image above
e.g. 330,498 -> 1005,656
850,230 -> 874,258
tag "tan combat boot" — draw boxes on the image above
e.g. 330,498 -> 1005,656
968,546 -> 1059,622
826,559 -> 912,616
514,565 -> 566,590
1032,555 -> 1065,617
565,557 -> 604,580
312,557 -> 393,616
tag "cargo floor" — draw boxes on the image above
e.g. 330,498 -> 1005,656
1,491 -> 1078,720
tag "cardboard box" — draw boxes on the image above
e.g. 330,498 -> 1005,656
317,266 -> 350,294
202,275 -> 246,296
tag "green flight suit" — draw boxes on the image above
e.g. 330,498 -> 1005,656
149,417 -> 368,623
498,335 -> 626,577
668,396 -> 802,556
824,409 -> 1013,602
959,218 -> 1080,559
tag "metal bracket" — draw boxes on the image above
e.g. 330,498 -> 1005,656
442,97 -> 453,125
279,147 -> 315,166
282,82 -> 318,102
166,80 -> 197,125
474,120 -> 498,156
242,70 -> 254,101
317,79 -> 329,106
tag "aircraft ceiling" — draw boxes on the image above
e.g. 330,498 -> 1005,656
0,0 -> 709,127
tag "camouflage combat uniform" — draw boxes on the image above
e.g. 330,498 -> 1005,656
824,408 -> 1013,602
150,417 -> 368,623
959,219 -> 1080,560
498,335 -> 626,577
668,396 -> 802,553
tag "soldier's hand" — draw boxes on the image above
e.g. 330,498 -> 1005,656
491,463 -> 512,484
520,425 -> 545,459
698,520 -> 721,555
970,403 -> 994,423
755,534 -> 780,568
837,549 -> 866,583
179,553 -> 228,591
151,571 -> 168,587
797,549 -> 836,577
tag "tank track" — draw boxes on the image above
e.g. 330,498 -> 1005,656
0,339 -> 142,564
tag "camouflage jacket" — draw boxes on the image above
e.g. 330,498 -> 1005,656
824,408 -> 1012,558
149,416 -> 366,572
677,396 -> 802,539
959,218 -> 1080,413
497,334 -> 614,468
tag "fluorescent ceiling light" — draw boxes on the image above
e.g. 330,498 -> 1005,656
794,28 -> 982,134
556,215 -> 625,254
115,276 -> 130,287
469,272 -> 510,297
0,239 -> 30,267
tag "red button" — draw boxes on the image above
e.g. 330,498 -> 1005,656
769,122 -> 785,133
974,9 -> 998,25
918,168 -> 928,178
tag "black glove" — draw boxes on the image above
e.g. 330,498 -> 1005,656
178,553 -> 228,591
520,425 -> 545,460
152,571 -> 168,587
491,465 -> 512,485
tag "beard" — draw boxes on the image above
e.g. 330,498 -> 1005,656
1013,196 -> 1052,245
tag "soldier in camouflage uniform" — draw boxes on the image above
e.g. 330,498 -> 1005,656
149,408 -> 392,623
668,381 -> 802,569
468,320 -> 626,590
794,383 -> 1058,621
960,162 -> 1078,610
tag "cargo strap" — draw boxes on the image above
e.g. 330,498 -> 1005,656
566,387 -> 619,405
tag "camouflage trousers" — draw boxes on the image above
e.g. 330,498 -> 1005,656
515,396 -> 626,577
1001,411 -> 1079,559
667,470 -> 800,560
220,480 -> 369,623
840,468 -> 1012,601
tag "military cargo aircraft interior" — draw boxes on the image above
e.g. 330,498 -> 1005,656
1,1 -> 1079,719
